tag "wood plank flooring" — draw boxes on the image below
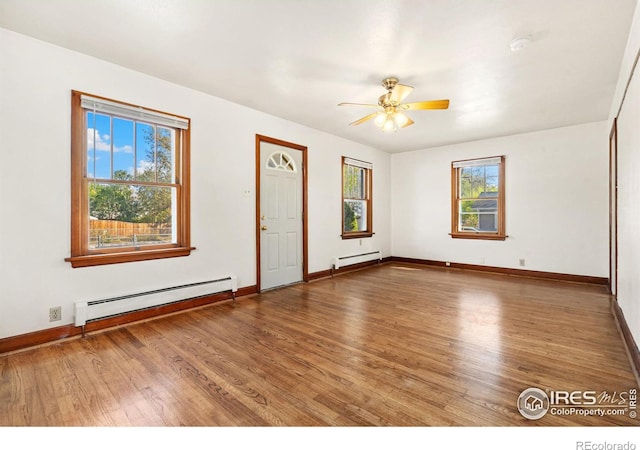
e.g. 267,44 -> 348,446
0,263 -> 637,426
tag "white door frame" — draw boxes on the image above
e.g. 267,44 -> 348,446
255,134 -> 308,292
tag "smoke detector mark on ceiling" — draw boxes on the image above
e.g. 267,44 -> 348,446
510,36 -> 532,52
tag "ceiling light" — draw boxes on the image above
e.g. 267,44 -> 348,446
382,116 -> 397,133
510,36 -> 532,52
374,111 -> 387,127
394,112 -> 409,128
375,107 -> 410,133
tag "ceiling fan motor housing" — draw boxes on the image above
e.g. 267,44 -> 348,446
378,93 -> 397,107
381,77 -> 399,91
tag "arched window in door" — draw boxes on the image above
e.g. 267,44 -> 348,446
266,151 -> 297,172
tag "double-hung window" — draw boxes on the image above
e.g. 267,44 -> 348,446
451,156 -> 506,240
342,157 -> 373,239
66,91 -> 193,267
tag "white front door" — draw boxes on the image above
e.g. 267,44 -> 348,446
259,142 -> 303,290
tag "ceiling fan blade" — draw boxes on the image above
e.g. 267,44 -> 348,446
400,117 -> 414,128
349,112 -> 379,126
338,102 -> 380,108
401,99 -> 450,110
389,84 -> 414,104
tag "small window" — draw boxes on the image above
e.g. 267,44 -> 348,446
342,157 -> 373,239
266,151 -> 297,172
451,156 -> 506,240
66,91 -> 193,267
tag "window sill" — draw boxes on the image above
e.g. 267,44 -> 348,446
449,233 -> 507,241
341,232 -> 374,240
65,246 -> 196,268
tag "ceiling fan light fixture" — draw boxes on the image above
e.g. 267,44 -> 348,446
375,108 -> 409,132
374,111 -> 387,127
382,116 -> 397,133
394,111 -> 409,128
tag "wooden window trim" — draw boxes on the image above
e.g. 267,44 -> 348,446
450,155 -> 506,241
65,90 -> 194,268
341,156 -> 373,239
342,231 -> 374,240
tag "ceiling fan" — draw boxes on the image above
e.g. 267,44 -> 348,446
338,77 -> 449,132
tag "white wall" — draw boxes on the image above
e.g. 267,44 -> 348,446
391,121 -> 609,277
610,3 -> 640,350
0,29 -> 390,339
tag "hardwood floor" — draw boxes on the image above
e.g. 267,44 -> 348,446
0,263 -> 637,426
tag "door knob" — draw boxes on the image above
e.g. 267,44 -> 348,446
261,225 -> 268,231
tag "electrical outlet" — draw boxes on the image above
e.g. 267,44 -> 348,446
49,306 -> 61,322
519,258 -> 526,267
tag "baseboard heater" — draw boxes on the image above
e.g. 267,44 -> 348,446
74,276 -> 238,335
331,251 -> 382,275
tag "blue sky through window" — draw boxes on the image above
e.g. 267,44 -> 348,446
87,112 -> 155,180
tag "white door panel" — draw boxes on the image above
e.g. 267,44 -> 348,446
260,143 -> 303,290
286,232 -> 298,267
266,233 -> 279,271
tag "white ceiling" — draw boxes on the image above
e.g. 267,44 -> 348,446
0,0 -> 637,153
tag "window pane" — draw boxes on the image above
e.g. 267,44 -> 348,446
136,122 -> 156,181
459,165 -> 499,199
459,200 -> 498,232
344,199 -> 367,233
485,165 -> 499,192
112,117 -> 135,179
459,200 -> 478,230
86,112 -> 111,179
89,183 -> 175,249
459,171 -> 473,198
344,165 -> 365,199
156,127 -> 175,183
